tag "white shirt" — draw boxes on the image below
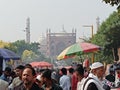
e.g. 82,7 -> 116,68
59,75 -> 71,90
8,77 -> 22,89
77,78 -> 86,90
0,79 -> 9,90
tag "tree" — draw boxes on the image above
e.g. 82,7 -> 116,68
102,11 -> 120,61
30,42 -> 41,54
11,40 -> 51,63
12,40 -> 41,56
91,11 -> 120,63
0,40 -> 9,48
22,50 -> 38,63
12,40 -> 31,56
0,40 -> 17,52
102,0 -> 120,12
0,39 -> 51,64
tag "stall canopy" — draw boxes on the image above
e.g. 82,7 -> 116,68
0,48 -> 20,60
30,61 -> 53,67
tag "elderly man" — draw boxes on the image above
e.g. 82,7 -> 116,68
81,62 -> 105,90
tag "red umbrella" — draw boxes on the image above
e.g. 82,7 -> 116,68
30,61 -> 52,67
38,61 -> 53,67
30,62 -> 40,67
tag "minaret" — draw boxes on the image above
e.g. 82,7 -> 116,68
96,17 -> 100,32
26,17 -> 30,43
62,25 -> 66,32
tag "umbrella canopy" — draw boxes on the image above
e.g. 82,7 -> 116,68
57,42 -> 101,60
30,61 -> 40,67
30,61 -> 53,67
0,48 -> 20,60
38,61 -> 53,67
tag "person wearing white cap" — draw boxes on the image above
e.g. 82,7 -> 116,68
81,62 -> 105,90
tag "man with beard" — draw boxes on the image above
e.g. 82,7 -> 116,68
14,66 -> 43,90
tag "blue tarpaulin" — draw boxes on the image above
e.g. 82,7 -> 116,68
0,48 -> 20,60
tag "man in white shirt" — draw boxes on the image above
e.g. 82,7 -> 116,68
59,68 -> 71,90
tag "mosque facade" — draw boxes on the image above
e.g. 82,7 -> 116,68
39,29 -> 76,60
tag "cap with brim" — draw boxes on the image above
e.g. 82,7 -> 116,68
90,62 -> 103,70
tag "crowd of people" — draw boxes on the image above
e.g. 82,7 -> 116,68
0,61 -> 120,90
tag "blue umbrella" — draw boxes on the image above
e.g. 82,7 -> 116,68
0,48 -> 20,60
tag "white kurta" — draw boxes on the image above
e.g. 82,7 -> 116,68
84,73 -> 104,90
77,78 -> 86,90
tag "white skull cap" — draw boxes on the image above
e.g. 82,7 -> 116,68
36,75 -> 42,81
90,62 -> 103,70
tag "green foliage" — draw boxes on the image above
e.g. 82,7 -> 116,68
30,42 -> 41,54
22,50 -> 40,63
102,12 -> 120,57
0,40 -> 17,53
12,40 -> 30,56
91,11 -> 120,63
4,43 -> 17,53
102,0 -> 120,12
9,40 -> 51,63
103,0 -> 120,6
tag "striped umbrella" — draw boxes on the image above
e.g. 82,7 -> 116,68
57,42 -> 101,60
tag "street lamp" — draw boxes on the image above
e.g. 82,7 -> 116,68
83,25 -> 94,63
83,25 -> 94,39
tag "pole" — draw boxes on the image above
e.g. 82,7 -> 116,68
91,25 -> 94,63
83,25 -> 93,39
91,25 -> 93,38
83,25 -> 94,63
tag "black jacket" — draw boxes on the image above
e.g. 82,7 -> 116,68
13,82 -> 43,90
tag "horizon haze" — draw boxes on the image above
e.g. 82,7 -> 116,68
0,0 -> 116,42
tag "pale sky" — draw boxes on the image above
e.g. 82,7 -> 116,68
0,0 -> 116,42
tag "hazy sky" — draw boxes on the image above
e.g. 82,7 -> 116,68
0,0 -> 116,42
